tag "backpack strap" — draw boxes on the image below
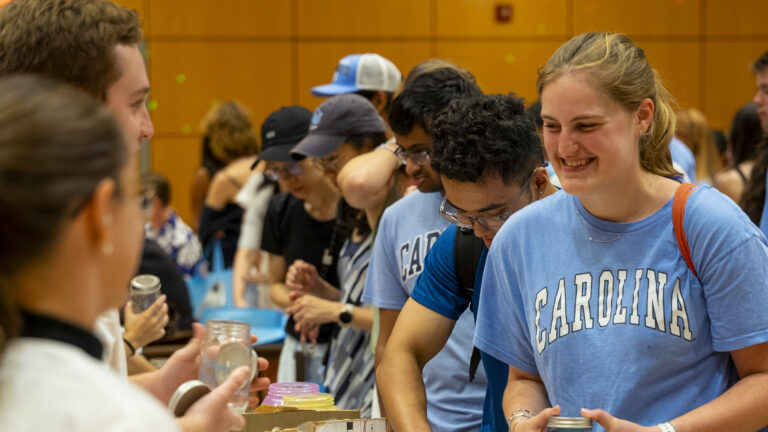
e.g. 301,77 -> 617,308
672,183 -> 698,279
452,227 -> 485,382
453,227 -> 485,305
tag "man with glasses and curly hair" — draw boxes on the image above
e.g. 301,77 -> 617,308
378,93 -> 558,432
360,67 -> 487,431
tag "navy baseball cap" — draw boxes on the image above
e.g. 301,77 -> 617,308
258,106 -> 312,162
291,94 -> 386,159
311,53 -> 402,97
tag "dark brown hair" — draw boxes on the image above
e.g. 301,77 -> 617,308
0,75 -> 128,351
0,0 -> 142,101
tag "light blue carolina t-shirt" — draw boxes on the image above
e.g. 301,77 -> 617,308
669,136 -> 697,184
476,186 -> 768,431
362,191 -> 486,432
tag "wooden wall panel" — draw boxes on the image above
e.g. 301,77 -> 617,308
436,0 -> 568,37
638,41 -> 701,111
296,0 -> 431,37
148,42 -> 292,136
703,42 -> 766,130
436,41 -> 565,103
149,0 -> 291,37
706,0 -> 768,36
150,137 -> 202,225
573,0 -> 700,36
297,42 -> 431,111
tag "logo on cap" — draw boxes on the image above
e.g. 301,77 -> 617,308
310,109 -> 323,131
266,130 -> 276,139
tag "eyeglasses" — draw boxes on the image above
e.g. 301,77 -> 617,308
394,146 -> 430,166
264,161 -> 303,181
439,164 -> 545,231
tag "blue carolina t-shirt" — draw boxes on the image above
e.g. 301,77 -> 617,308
476,186 -> 768,431
362,191 -> 486,432
411,225 -> 508,432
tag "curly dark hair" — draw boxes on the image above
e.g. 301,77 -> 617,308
431,93 -> 543,186
388,67 -> 482,136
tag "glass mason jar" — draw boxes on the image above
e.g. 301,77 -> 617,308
261,382 -> 320,407
198,319 -> 258,413
130,274 -> 161,313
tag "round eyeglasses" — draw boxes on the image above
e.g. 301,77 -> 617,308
264,161 -> 303,181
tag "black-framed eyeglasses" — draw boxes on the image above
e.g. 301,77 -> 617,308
439,163 -> 546,231
394,146 -> 430,166
265,160 -> 303,181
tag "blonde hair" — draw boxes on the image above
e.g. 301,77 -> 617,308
537,32 -> 679,177
201,101 -> 259,162
676,108 -> 722,181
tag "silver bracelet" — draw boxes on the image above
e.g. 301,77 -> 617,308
507,409 -> 533,431
657,422 -> 677,432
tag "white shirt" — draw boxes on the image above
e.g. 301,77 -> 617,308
0,338 -> 180,431
94,308 -> 127,376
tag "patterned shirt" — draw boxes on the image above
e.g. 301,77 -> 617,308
144,212 -> 203,277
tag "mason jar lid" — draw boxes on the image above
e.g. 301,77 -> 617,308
131,274 -> 161,292
168,380 -> 211,417
547,416 -> 593,428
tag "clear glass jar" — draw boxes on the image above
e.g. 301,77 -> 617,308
282,392 -> 337,411
198,319 -> 257,413
547,416 -> 593,432
130,274 -> 161,313
261,382 -> 320,406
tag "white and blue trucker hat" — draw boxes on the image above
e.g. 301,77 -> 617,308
311,53 -> 402,97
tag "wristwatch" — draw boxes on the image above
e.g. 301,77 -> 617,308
339,304 -> 354,326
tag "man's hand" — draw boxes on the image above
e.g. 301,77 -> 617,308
510,406 -> 561,432
177,366 -> 249,432
581,408 -> 659,432
152,323 -> 271,408
124,295 -> 169,349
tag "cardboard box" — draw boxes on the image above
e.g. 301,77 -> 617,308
297,418 -> 388,432
237,408 -> 360,432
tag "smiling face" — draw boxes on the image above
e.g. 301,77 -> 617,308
395,126 -> 441,193
540,72 -> 650,199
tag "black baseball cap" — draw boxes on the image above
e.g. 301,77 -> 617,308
258,106 -> 312,162
291,94 -> 386,159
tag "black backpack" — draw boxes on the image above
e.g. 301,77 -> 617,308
453,227 -> 485,382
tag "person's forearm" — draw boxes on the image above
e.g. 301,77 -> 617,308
337,148 -> 399,210
349,306 -> 373,331
127,354 -> 157,374
376,345 -> 431,432
503,377 -> 550,421
270,283 -> 291,308
233,248 -> 258,306
667,371 -> 768,432
129,370 -> 172,405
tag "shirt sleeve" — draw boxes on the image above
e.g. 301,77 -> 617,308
474,232 -> 539,376
687,189 -> 768,352
410,227 -> 469,320
361,207 -> 409,309
260,193 -> 288,256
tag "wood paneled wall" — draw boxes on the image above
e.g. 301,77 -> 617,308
113,0 -> 768,224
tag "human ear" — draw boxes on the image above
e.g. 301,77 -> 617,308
636,98 -> 655,135
84,178 -> 117,255
529,165 -> 550,202
370,91 -> 388,115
